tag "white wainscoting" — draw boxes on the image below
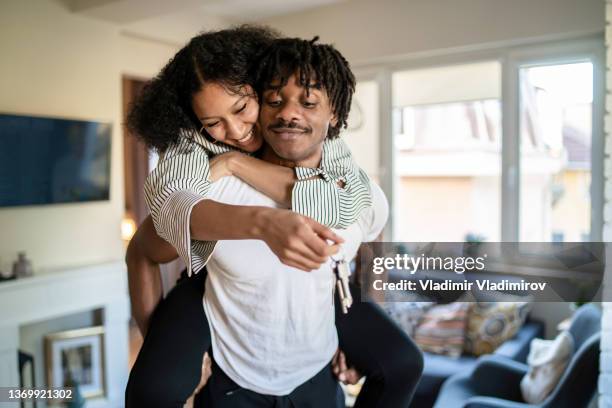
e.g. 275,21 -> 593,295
0,262 -> 129,407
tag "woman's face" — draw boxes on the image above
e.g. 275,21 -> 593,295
192,83 -> 262,152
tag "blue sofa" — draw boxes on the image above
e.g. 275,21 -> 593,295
410,318 -> 545,408
381,268 -> 546,407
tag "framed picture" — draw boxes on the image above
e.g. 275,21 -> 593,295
44,326 -> 106,399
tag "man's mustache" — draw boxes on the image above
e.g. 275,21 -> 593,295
268,120 -> 311,133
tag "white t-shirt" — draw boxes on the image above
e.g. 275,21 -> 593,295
202,176 -> 388,395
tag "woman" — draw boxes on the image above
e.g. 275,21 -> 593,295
135,27 -> 371,281
126,25 -> 423,407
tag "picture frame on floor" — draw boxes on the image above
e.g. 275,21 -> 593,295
44,326 -> 106,400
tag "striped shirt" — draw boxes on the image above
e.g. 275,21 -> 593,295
144,129 -> 372,276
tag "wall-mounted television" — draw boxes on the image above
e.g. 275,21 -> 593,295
0,114 -> 112,207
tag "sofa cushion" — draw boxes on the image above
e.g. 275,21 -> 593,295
464,302 -> 530,356
414,302 -> 470,358
380,297 -> 435,337
520,330 -> 573,404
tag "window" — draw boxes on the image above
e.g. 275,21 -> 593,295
391,62 -> 502,242
519,62 -> 594,242
357,37 -> 604,243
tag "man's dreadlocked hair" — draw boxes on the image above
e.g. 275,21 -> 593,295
253,36 -> 356,138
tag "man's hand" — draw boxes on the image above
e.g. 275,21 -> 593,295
332,349 -> 362,384
194,352 -> 212,394
257,208 -> 344,272
184,352 -> 212,408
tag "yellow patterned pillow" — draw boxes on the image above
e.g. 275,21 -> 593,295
464,302 -> 530,356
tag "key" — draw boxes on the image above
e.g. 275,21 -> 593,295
333,258 -> 353,314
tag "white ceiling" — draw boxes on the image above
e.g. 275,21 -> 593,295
198,0 -> 347,21
64,0 -> 347,44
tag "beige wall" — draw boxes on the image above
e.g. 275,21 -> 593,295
0,0 -> 177,271
600,2 -> 612,406
120,33 -> 178,80
605,8 -> 612,237
343,80 -> 380,178
261,0 -> 604,64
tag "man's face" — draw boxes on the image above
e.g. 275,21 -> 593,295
259,73 -> 337,167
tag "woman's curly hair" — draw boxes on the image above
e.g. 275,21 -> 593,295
127,25 -> 280,153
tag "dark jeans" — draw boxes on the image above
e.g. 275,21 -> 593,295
126,269 -> 423,408
197,359 -> 342,408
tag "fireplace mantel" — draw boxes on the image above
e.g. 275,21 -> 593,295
0,261 -> 129,407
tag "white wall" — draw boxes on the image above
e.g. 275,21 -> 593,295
392,61 -> 501,106
600,3 -> 612,407
343,80 -> 380,179
261,0 -> 604,64
0,0 -> 178,271
120,33 -> 178,80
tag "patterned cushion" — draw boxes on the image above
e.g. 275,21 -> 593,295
414,302 -> 470,358
381,300 -> 435,337
464,301 -> 531,356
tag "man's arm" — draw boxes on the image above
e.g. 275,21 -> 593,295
126,217 -> 178,336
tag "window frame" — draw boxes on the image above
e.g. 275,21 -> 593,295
352,34 -> 605,243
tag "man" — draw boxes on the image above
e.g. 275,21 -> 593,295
198,39 -> 389,406
127,37 -> 420,408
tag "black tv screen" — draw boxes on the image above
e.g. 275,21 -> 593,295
0,114 -> 111,207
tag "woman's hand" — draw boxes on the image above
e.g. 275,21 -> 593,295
256,208 -> 344,271
209,152 -> 239,182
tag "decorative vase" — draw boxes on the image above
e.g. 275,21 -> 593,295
12,252 -> 33,278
